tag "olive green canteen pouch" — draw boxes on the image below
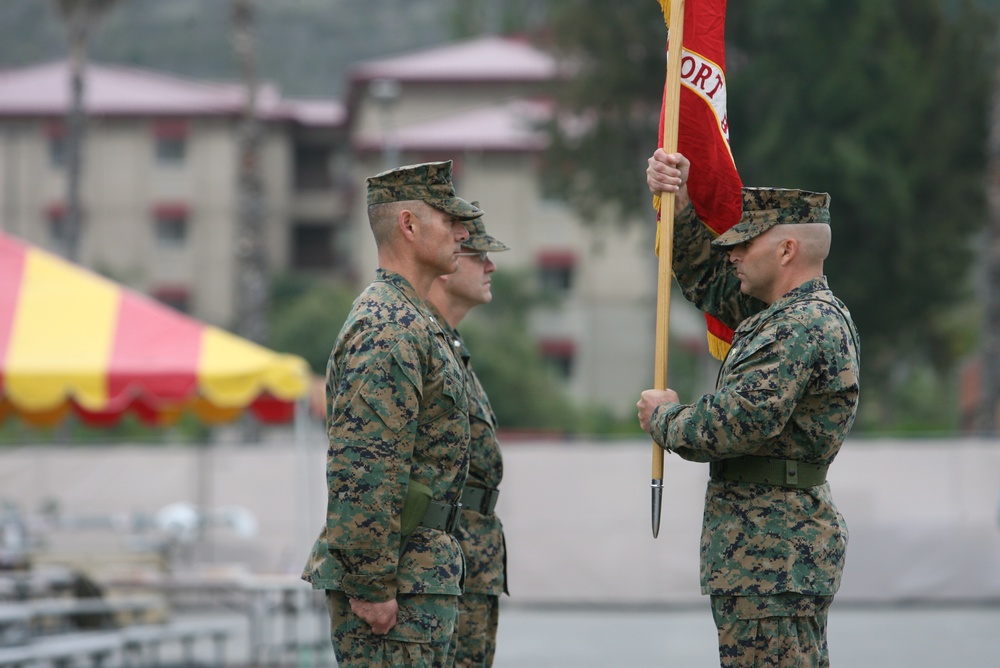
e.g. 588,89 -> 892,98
400,481 -> 432,547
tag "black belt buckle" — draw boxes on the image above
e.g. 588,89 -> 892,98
445,502 -> 462,533
461,486 -> 501,515
479,488 -> 499,515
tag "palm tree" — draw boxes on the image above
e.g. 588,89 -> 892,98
230,0 -> 269,448
52,0 -> 121,262
231,0 -> 269,347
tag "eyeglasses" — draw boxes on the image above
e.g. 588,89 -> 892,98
456,251 -> 489,263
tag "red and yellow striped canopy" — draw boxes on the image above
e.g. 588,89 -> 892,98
0,231 -> 310,427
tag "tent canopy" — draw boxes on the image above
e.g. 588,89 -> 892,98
0,232 -> 310,427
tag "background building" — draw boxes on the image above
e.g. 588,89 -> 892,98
345,35 -> 677,414
0,59 -> 347,328
0,36 -> 705,417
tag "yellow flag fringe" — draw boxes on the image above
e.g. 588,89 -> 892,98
708,332 -> 731,360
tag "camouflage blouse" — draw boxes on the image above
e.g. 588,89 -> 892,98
301,269 -> 470,602
650,204 -> 861,597
452,333 -> 508,597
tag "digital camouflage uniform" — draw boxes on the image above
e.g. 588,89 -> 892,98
648,189 -> 860,668
445,210 -> 510,668
453,335 -> 507,667
303,161 -> 482,668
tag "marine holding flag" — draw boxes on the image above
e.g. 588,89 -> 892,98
640,2 -> 861,667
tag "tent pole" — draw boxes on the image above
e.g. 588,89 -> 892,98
196,439 -> 213,568
295,396 -> 311,571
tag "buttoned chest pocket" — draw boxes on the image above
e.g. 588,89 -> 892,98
719,337 -> 752,386
414,337 -> 470,475
721,319 -> 782,384
418,335 -> 468,426
467,372 -> 497,429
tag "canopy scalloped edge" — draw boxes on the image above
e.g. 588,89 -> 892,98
0,231 -> 310,427
0,391 -> 297,428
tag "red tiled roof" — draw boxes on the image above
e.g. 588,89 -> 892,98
351,35 -> 560,84
281,99 -> 346,127
0,60 -> 344,126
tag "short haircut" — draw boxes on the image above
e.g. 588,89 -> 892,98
368,200 -> 428,247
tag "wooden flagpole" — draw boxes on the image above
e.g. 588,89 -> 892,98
652,0 -> 685,539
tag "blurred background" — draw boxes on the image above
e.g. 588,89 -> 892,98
1,0 -> 1000,666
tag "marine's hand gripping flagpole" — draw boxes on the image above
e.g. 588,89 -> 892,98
651,0 -> 685,539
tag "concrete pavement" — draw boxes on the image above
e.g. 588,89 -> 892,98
492,602 -> 1000,668
172,600 -> 1000,667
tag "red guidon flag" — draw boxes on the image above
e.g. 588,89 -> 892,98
655,0 -> 742,359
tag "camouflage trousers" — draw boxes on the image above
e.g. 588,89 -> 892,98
454,592 -> 499,667
325,590 -> 459,667
711,594 -> 832,668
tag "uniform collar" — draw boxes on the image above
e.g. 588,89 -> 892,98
769,275 -> 829,311
425,301 -> 469,364
375,267 -> 420,301
735,276 -> 830,336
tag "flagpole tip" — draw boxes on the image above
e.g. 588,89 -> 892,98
651,479 -> 664,539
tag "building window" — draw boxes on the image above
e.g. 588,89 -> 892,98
537,250 -> 576,294
156,138 -> 185,163
46,122 -> 66,168
540,338 -> 576,380
46,203 -> 67,242
153,203 -> 190,246
291,222 -> 334,269
152,286 -> 190,313
153,120 -> 188,165
49,137 -> 67,168
293,146 -> 333,190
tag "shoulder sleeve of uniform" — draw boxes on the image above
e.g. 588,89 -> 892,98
389,336 -> 424,394
337,323 -> 425,435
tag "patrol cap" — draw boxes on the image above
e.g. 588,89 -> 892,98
461,202 -> 510,252
712,187 -> 831,247
366,160 -> 483,221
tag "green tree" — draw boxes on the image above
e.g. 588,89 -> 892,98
541,0 -> 667,222
460,269 -> 579,431
462,318 -> 579,431
267,269 -> 583,432
269,275 -> 356,375
725,0 -> 995,425
544,0 -> 997,429
448,0 -> 552,37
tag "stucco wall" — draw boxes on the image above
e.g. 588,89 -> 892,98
1,435 -> 998,605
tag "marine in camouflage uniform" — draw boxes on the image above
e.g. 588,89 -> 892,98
302,161 -> 484,668
426,210 -> 510,668
639,151 -> 860,668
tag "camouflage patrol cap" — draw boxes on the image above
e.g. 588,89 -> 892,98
712,187 -> 831,247
461,202 -> 510,252
366,160 -> 483,220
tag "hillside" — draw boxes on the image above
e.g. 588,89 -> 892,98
0,0 -> 543,99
